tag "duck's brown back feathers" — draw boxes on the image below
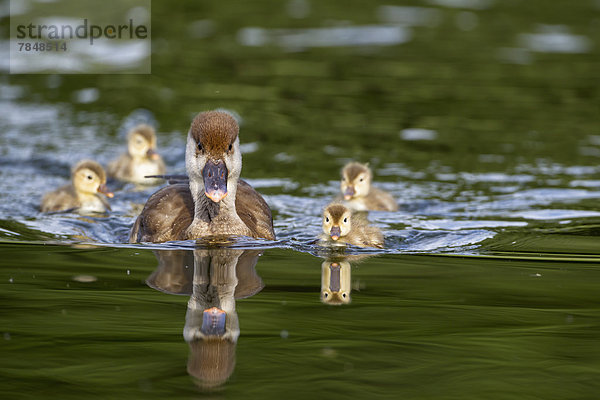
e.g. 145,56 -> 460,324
129,179 -> 275,243
234,180 -> 275,241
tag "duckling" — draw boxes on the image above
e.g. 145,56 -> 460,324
129,111 -> 275,243
320,203 -> 384,248
107,124 -> 166,184
41,160 -> 114,213
338,162 -> 398,211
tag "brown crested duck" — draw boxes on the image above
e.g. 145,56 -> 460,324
129,111 -> 275,243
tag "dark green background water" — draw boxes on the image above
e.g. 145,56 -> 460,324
2,0 -> 600,398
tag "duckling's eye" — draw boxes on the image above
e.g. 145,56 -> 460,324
359,178 -> 364,182
228,143 -> 233,152
324,292 -> 329,298
325,217 -> 329,223
342,293 -> 347,299
197,143 -> 203,152
343,217 -> 347,223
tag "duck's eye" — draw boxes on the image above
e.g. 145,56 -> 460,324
325,217 -> 329,223
359,178 -> 364,182
197,143 -> 203,152
87,175 -> 93,180
228,143 -> 233,152
343,217 -> 347,223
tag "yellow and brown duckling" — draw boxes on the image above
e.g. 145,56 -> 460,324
338,162 -> 398,211
129,111 -> 275,243
107,124 -> 166,184
41,160 -> 114,213
320,203 -> 384,248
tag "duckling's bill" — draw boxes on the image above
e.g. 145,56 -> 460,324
330,226 -> 341,240
97,183 -> 114,198
146,148 -> 160,160
343,186 -> 355,200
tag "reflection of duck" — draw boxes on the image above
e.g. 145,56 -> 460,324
338,162 -> 398,211
41,160 -> 114,213
146,248 -> 263,389
321,259 -> 351,305
129,111 -> 275,243
321,203 -> 384,248
107,124 -> 166,184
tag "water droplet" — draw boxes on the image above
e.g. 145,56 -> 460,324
126,269 -> 131,275
73,275 -> 97,283
280,329 -> 289,339
8,278 -> 13,283
3,332 -> 11,340
565,314 -> 574,324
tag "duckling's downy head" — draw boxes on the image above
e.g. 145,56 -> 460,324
127,124 -> 159,160
186,111 -> 241,203
340,162 -> 372,200
322,203 -> 352,240
72,160 -> 113,198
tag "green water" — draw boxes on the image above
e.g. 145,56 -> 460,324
2,0 -> 600,398
2,244 -> 600,399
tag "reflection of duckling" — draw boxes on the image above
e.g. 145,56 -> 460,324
320,203 -> 384,248
321,260 -> 351,305
129,111 -> 275,243
107,124 -> 166,184
41,160 -> 113,213
338,162 -> 398,211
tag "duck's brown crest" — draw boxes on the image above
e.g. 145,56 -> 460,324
191,111 -> 239,157
129,124 -> 156,144
325,203 -> 349,222
72,160 -> 107,182
342,162 -> 370,180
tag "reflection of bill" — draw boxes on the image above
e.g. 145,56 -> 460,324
146,248 -> 263,389
321,259 -> 351,305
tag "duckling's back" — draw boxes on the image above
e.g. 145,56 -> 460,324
348,213 -> 384,248
41,184 -> 79,212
